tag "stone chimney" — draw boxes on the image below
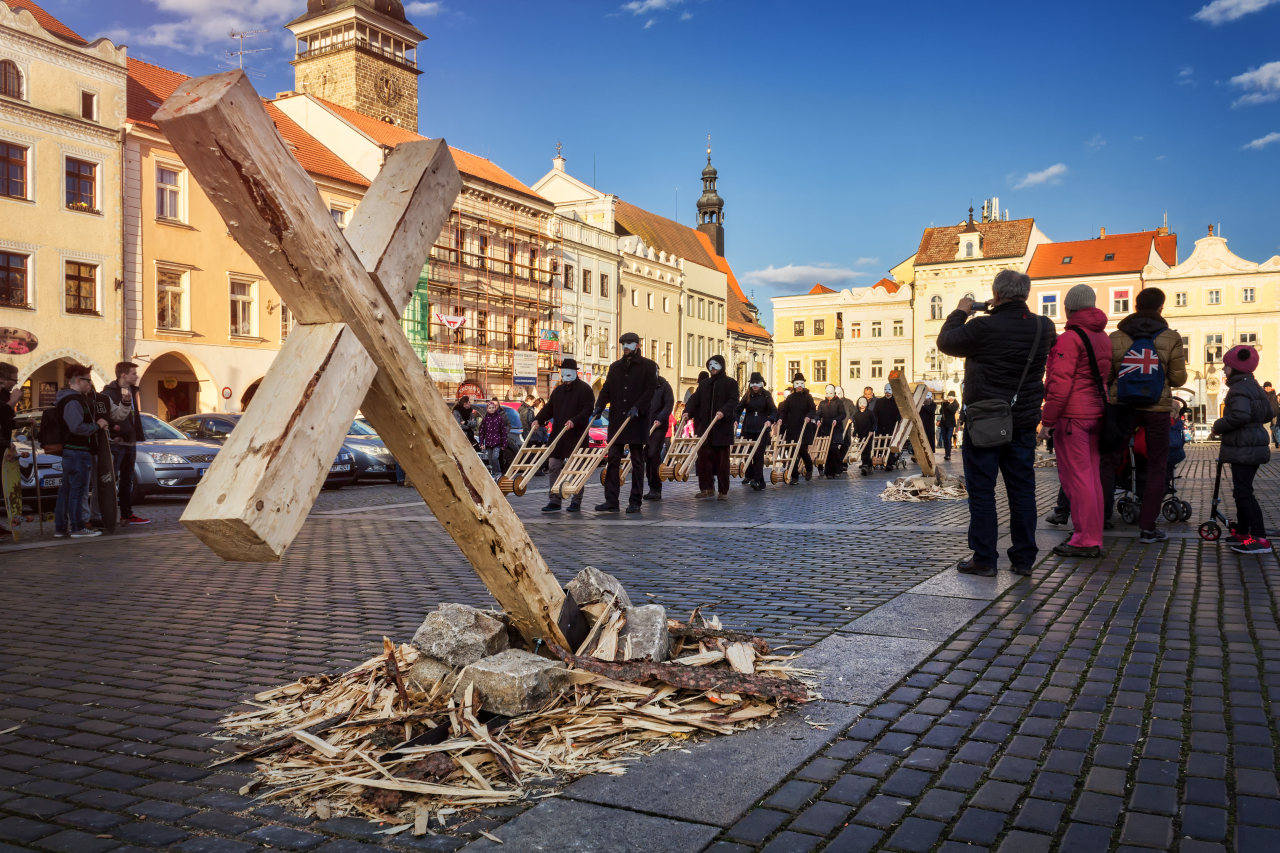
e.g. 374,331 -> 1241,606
1099,227 -> 1106,238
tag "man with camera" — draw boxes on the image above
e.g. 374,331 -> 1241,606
937,270 -> 1055,577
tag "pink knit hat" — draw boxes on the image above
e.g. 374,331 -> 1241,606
1223,344 -> 1259,373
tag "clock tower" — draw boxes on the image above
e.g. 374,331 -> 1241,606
286,0 -> 426,132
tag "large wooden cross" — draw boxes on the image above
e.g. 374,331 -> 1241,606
156,71 -> 573,647
888,370 -> 938,479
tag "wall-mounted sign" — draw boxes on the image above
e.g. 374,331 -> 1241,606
538,329 -> 560,353
163,377 -> 178,390
0,327 -> 37,355
221,386 -> 232,400
513,351 -> 538,386
433,313 -> 466,330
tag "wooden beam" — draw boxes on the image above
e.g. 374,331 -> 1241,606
888,371 -> 937,478
157,71 -> 571,647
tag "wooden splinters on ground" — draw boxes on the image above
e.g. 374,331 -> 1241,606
888,370 -> 939,480
155,70 -> 572,647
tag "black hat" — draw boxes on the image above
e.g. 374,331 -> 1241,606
559,358 -> 579,371
619,332 -> 641,345
748,372 -> 765,384
791,372 -> 806,383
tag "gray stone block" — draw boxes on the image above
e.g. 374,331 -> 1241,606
907,566 -> 1024,600
800,632 -> 939,706
564,700 -> 862,827
461,798 -> 717,852
454,650 -> 571,717
618,604 -> 670,662
566,566 -> 632,610
412,603 -> 509,668
839,594 -> 989,642
406,657 -> 455,692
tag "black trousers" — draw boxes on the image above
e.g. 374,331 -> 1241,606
744,431 -> 769,482
858,434 -> 873,467
604,442 -> 646,507
645,428 -> 666,491
697,445 -> 731,494
1232,463 -> 1266,538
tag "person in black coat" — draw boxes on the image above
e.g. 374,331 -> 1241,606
533,358 -> 596,512
1211,345 -> 1273,552
919,392 -> 937,453
815,385 -> 846,478
939,391 -> 959,461
873,383 -> 902,469
684,370 -> 711,435
644,374 -> 675,500
852,395 -> 876,474
689,355 -> 740,499
777,372 -> 816,483
734,372 -> 777,490
592,332 -> 658,512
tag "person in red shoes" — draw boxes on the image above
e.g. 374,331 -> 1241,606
102,362 -> 150,525
1210,345 -> 1272,554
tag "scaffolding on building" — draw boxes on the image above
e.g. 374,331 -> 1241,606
402,190 -> 563,401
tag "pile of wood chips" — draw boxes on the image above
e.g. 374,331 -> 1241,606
881,474 -> 968,502
216,614 -> 814,839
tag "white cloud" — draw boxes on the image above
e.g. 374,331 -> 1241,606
741,264 -> 866,287
1244,131 -> 1280,149
622,0 -> 685,13
1086,134 -> 1106,149
1231,61 -> 1280,106
643,18 -> 656,28
1178,66 -> 1195,86
109,0 -> 300,54
854,257 -> 879,266
680,11 -> 693,19
406,1 -> 445,14
1013,163 -> 1068,189
1193,0 -> 1280,25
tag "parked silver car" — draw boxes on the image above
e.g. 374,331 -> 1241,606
346,418 -> 398,482
169,412 -> 357,488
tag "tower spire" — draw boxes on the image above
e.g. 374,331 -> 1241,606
696,136 -> 725,256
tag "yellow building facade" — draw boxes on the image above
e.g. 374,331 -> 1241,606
0,1 -> 126,406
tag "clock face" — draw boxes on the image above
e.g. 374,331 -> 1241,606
376,71 -> 401,107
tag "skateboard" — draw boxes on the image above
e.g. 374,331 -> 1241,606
95,431 -> 118,533
3,454 -> 22,542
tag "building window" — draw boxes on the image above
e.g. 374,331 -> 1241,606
849,360 -> 861,379
157,267 -> 186,330
647,292 -> 654,310
1205,333 -> 1223,363
893,320 -> 904,337
0,60 -> 22,99
965,241 -> 974,258
687,295 -> 695,315
1175,292 -> 1187,307
1112,289 -> 1130,314
329,206 -> 347,228
1,252 -> 29,308
582,269 -> 592,294
583,324 -> 593,356
650,338 -> 658,361
1,142 -> 26,200
793,320 -> 805,336
564,264 -> 574,291
1041,294 -> 1058,318
65,158 -> 97,212
631,287 -> 639,307
698,298 -> 705,319
1240,332 -> 1258,345
1180,335 -> 1190,359
850,322 -> 860,338
927,348 -> 941,372
1061,256 -> 1072,264
1242,287 -> 1255,303
64,262 -> 97,314
893,358 -> 905,375
156,166 -> 182,219
813,360 -> 827,382
1103,253 -> 1115,262
870,359 -> 883,379
814,319 -> 825,336
665,342 -> 672,367
562,321 -> 575,354
930,295 -> 942,319
80,91 -> 96,121
871,321 -> 882,338
686,333 -> 694,366
1207,289 -> 1220,306
600,273 -> 609,298
281,304 -> 293,341
662,295 -> 669,312
718,303 -> 725,323
787,360 -> 800,380
230,279 -> 255,336
698,336 -> 705,364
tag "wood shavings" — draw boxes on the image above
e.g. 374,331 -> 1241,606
881,475 -> 968,502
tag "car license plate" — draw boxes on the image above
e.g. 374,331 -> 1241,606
197,467 -> 208,477
41,477 -> 61,488
329,463 -> 351,472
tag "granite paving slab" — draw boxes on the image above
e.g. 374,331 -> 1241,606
801,634 -> 940,706
839,594 -> 992,642
461,799 -> 718,853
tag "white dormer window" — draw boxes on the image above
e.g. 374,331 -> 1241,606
965,241 -> 974,258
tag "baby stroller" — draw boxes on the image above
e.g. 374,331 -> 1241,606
1198,460 -> 1236,541
1161,418 -> 1192,522
1114,438 -> 1141,525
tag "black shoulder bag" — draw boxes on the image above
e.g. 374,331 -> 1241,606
965,315 -> 1045,449
1071,327 -> 1128,455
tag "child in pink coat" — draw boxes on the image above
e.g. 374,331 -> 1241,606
1041,285 -> 1113,556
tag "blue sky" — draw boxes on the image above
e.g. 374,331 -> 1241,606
47,0 -> 1280,328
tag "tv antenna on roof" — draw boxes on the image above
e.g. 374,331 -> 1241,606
223,29 -> 271,77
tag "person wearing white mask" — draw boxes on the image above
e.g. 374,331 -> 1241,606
777,372 -> 817,483
690,354 -> 740,500
592,332 -> 658,512
532,359 -> 595,512
734,372 -> 777,489
815,384 -> 846,478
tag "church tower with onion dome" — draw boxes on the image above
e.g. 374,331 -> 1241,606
696,137 -> 726,256
285,0 -> 426,131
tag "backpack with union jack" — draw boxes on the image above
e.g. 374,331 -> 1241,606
1116,335 -> 1165,406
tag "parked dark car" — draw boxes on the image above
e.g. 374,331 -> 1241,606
345,419 -> 397,482
169,412 -> 357,488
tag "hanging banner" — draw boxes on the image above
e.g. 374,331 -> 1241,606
513,351 -> 538,386
433,313 -> 466,330
425,350 -> 465,383
538,329 -> 560,352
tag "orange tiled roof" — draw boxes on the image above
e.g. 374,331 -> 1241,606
872,278 -> 901,294
916,218 -> 1036,265
3,0 -> 86,45
615,200 -> 721,269
1028,230 -> 1178,279
304,96 -> 544,200
807,283 -> 837,295
126,59 -> 368,188
693,230 -> 770,340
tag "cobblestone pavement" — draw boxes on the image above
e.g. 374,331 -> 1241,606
0,445 -> 1275,853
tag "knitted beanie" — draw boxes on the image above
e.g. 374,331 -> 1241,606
1064,284 -> 1097,312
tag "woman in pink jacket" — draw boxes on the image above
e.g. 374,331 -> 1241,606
1041,284 -> 1112,557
